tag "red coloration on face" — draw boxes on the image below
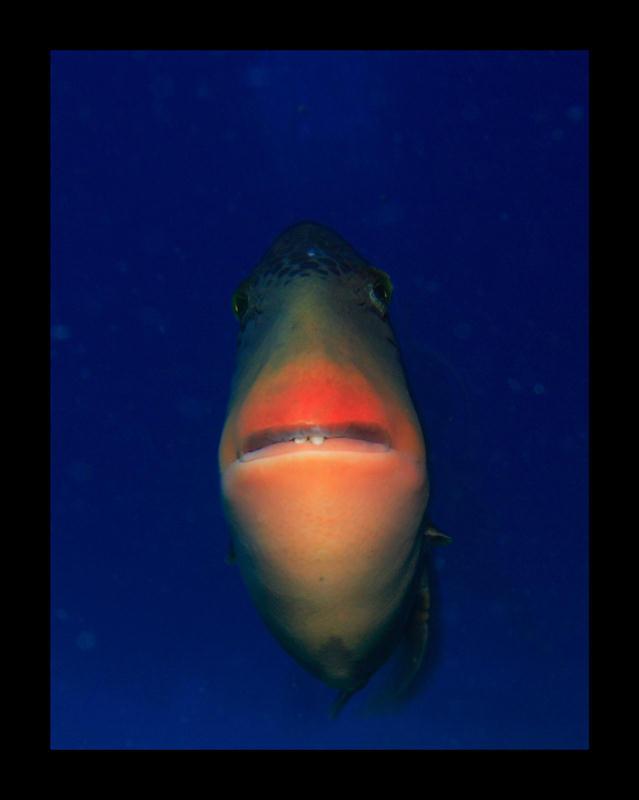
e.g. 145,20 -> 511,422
219,356 -> 425,471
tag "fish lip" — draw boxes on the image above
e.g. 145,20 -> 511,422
238,422 -> 391,460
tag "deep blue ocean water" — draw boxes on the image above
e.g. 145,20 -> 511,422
50,50 -> 588,749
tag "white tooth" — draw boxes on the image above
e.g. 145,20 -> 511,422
293,437 -> 306,444
309,436 -> 325,445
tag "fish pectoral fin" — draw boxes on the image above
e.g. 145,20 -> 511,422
225,541 -> 236,565
424,524 -> 452,545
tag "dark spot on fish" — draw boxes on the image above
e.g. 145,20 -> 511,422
238,222 -> 376,291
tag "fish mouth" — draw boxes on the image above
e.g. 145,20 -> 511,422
237,422 -> 391,463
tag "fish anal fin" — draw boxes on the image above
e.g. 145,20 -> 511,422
330,688 -> 358,720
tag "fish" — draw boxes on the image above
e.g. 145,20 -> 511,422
218,221 -> 450,715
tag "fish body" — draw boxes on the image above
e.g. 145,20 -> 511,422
219,222 -> 436,707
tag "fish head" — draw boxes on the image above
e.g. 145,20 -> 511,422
219,222 -> 429,690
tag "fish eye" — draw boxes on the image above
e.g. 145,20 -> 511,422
232,290 -> 249,320
372,280 -> 391,303
367,269 -> 393,315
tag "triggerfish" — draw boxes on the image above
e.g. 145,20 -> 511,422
218,222 -> 450,716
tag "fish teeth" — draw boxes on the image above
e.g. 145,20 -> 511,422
292,435 -> 326,445
293,437 -> 306,444
309,435 -> 325,445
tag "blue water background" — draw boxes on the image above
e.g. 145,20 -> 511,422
51,50 -> 588,749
